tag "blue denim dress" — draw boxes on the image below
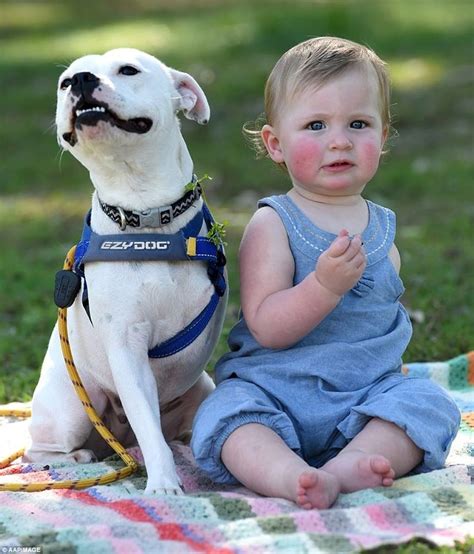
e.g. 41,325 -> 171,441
192,195 -> 460,484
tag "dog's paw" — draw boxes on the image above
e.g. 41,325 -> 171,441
145,474 -> 184,496
23,448 -> 97,464
144,484 -> 184,495
65,449 -> 98,463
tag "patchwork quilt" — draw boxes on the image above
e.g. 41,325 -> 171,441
1,352 -> 473,553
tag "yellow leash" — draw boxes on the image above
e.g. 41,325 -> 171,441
0,246 -> 139,491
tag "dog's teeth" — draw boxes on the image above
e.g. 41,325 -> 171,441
75,106 -> 106,116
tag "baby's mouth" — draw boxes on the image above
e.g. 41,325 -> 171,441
323,160 -> 354,171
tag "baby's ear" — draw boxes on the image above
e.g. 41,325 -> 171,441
261,124 -> 285,164
169,68 -> 210,125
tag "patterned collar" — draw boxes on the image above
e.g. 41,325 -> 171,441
98,174 -> 202,230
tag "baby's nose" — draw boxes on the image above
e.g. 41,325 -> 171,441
329,131 -> 353,150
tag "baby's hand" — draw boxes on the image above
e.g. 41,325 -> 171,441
314,230 -> 366,296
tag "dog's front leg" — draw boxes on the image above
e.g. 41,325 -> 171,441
105,323 -> 181,495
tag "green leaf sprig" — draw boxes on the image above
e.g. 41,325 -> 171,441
186,174 -> 228,247
207,220 -> 228,247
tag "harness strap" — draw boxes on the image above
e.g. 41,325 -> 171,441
148,293 -> 220,358
74,210 -> 205,273
71,203 -> 226,359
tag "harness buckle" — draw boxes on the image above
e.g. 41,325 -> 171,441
139,205 -> 173,227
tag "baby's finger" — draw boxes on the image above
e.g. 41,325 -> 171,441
354,251 -> 367,269
342,235 -> 363,261
327,230 -> 351,257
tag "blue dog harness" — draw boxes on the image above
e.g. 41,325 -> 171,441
69,197 -> 226,359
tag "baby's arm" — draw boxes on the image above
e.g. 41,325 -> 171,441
389,244 -> 401,274
240,207 -> 366,349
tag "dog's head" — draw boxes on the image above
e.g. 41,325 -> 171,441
56,48 -> 210,153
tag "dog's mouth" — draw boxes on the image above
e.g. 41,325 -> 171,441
62,99 -> 153,146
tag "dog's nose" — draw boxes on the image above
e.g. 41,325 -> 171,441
71,71 -> 100,95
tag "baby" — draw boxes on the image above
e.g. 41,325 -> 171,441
191,37 -> 460,509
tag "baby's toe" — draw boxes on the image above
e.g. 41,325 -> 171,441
382,476 -> 394,487
370,455 -> 392,475
298,470 -> 318,490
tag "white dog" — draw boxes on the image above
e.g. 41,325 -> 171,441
24,48 -> 227,494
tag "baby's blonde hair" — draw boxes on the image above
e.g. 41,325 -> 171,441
244,37 -> 391,165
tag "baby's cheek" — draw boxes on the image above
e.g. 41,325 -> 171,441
362,141 -> 383,171
288,139 -> 322,182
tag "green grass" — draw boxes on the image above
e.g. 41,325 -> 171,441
365,536 -> 474,554
1,4 -> 473,400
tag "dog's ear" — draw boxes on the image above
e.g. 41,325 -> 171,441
169,69 -> 210,125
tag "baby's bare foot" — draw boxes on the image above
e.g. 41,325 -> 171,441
357,454 -> 395,488
295,469 -> 340,510
322,450 -> 395,493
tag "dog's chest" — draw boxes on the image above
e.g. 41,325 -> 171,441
87,260 -> 210,323
69,259 -> 215,400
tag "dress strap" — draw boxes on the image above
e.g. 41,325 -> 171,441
258,195 -> 396,266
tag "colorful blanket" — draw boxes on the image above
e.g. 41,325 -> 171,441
1,353 -> 473,553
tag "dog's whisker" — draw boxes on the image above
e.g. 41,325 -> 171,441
56,63 -> 71,70
57,147 -> 67,169
43,119 -> 57,135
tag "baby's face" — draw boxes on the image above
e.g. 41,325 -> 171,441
268,66 -> 387,198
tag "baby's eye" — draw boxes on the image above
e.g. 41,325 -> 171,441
307,121 -> 326,131
350,120 -> 367,129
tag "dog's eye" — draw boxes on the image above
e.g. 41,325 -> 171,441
118,65 -> 140,76
60,78 -> 72,90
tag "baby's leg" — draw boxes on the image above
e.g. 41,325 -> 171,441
320,417 -> 423,494
221,423 -> 341,509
